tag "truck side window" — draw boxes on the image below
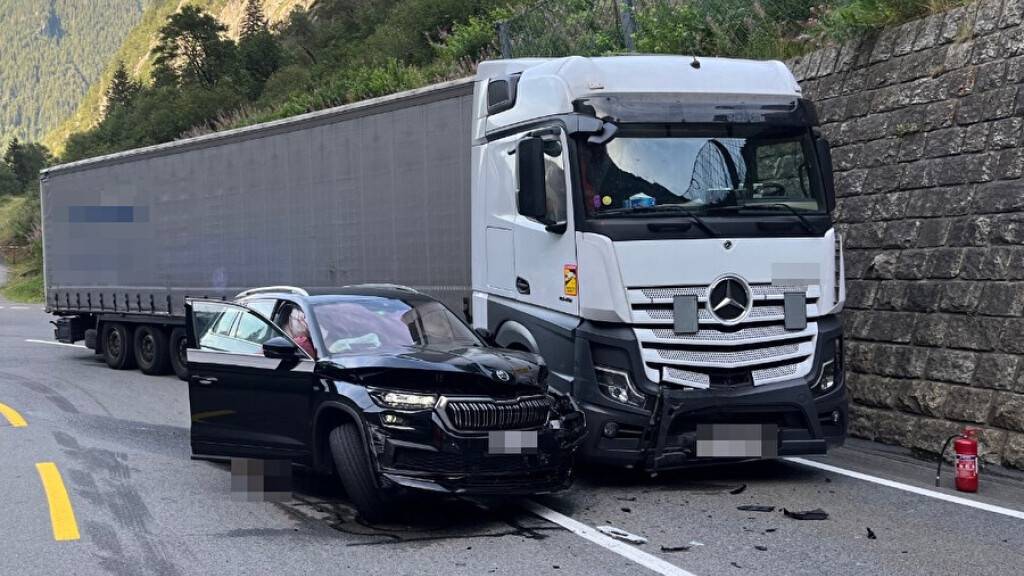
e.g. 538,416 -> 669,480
543,139 -> 567,223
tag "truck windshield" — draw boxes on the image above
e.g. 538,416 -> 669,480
579,126 -> 825,219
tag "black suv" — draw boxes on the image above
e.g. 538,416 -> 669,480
185,285 -> 585,519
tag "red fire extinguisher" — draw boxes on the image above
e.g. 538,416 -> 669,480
936,427 -> 979,492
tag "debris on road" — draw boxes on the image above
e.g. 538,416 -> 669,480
730,484 -> 748,495
765,528 -> 777,533
596,525 -> 647,544
867,527 -> 877,540
783,508 -> 829,521
617,496 -> 637,502
731,561 -> 743,568
621,507 -> 632,513
737,505 -> 775,512
661,545 -> 692,553
755,545 -> 768,551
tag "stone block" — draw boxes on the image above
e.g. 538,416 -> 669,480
977,282 -> 1024,316
974,0 -> 1004,35
896,380 -> 952,417
972,180 -> 1024,213
973,353 -> 1022,391
990,392 -> 1024,431
1003,432 -> 1024,469
939,282 -> 982,313
989,213 -> 1024,245
943,385 -> 994,423
925,349 -> 979,384
915,218 -> 952,247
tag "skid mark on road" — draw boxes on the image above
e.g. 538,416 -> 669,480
35,462 -> 81,541
0,401 -> 27,427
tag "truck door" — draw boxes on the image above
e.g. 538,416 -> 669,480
513,130 -> 579,316
186,299 -> 314,459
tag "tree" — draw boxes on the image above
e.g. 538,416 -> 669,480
0,163 -> 20,196
152,6 -> 237,88
3,138 -> 51,189
241,0 -> 269,38
238,0 -> 283,95
104,61 -> 142,114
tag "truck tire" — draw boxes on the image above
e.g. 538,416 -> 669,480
134,325 -> 170,375
328,423 -> 394,523
169,327 -> 189,381
102,323 -> 135,370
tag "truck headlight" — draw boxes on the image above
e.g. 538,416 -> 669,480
811,346 -> 842,395
369,390 -> 437,410
595,366 -> 647,409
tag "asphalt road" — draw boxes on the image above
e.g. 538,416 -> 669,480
1,274 -> 1022,576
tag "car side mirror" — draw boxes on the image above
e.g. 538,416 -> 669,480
517,137 -> 548,221
263,336 -> 301,359
815,137 -> 836,213
474,327 -> 494,345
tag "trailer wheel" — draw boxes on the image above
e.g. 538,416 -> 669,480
134,325 -> 170,375
102,323 -> 135,370
169,327 -> 189,381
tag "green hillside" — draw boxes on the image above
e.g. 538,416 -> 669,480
0,0 -> 159,145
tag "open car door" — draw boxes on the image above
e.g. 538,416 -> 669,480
186,299 -> 316,460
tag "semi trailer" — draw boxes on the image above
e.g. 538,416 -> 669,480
42,55 -> 847,469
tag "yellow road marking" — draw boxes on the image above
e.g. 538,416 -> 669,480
35,462 -> 80,541
0,402 -> 27,427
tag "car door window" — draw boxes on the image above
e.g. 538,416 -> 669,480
194,301 -> 288,355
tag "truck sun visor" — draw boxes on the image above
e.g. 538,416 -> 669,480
673,295 -> 699,334
783,292 -> 807,331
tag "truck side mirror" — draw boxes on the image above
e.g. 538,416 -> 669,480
517,137 -> 547,221
815,137 -> 836,213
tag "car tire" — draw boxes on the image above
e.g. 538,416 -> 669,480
168,327 -> 189,381
134,325 -> 169,375
328,423 -> 394,522
102,323 -> 135,370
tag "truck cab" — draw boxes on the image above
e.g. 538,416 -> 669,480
469,55 -> 846,469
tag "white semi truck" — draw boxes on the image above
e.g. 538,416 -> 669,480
43,55 -> 847,470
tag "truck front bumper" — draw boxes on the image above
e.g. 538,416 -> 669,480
573,315 -> 847,470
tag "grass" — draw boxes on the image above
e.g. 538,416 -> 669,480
0,194 -> 43,303
1,260 -> 43,303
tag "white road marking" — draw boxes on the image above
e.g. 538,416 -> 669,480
785,457 -> 1024,521
9,305 -> 28,310
24,339 -> 87,349
524,501 -> 699,576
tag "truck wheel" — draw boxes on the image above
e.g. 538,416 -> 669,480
168,327 -> 189,381
102,323 -> 135,370
328,423 -> 394,523
134,326 -> 169,375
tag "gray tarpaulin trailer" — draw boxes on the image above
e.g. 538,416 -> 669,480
41,78 -> 475,378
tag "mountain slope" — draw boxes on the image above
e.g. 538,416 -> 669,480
43,0 -> 312,152
0,0 -> 158,145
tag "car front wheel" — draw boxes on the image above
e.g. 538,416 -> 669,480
328,423 -> 394,522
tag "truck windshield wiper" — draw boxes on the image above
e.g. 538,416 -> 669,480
708,203 -> 817,234
594,204 -> 717,237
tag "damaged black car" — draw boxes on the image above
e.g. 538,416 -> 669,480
185,285 -> 585,520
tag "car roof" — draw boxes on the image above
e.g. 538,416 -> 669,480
238,284 -> 429,304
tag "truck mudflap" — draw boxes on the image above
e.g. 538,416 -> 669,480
642,386 -> 831,472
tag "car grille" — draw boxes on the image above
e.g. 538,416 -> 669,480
391,449 -> 547,474
628,282 -> 820,388
442,396 -> 550,431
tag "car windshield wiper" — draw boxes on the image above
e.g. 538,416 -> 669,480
708,203 -> 817,235
593,204 -> 717,237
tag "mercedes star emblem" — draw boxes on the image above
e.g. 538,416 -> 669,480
707,276 -> 752,324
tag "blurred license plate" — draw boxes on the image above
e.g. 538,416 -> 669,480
488,430 -> 538,454
696,424 -> 778,458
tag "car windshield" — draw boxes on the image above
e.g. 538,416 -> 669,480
313,296 -> 480,355
579,126 -> 825,218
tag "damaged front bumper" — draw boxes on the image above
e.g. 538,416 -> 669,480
365,398 -> 586,495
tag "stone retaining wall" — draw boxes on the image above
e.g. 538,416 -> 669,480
788,0 -> 1024,468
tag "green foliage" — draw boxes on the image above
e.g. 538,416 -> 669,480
815,0 -> 970,39
0,0 -> 158,145
105,62 -> 143,115
239,2 -> 285,96
0,164 -> 20,196
153,5 -> 237,88
3,139 -> 52,190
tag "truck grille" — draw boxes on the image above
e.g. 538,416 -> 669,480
442,396 -> 550,431
629,282 -> 820,388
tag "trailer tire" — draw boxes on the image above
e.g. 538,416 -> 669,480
329,424 -> 394,523
134,325 -> 170,375
102,323 -> 135,370
169,327 -> 189,381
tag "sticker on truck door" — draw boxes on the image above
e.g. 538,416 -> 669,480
563,265 -> 578,297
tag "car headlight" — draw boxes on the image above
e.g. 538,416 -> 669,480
369,390 -> 438,410
595,366 -> 647,409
